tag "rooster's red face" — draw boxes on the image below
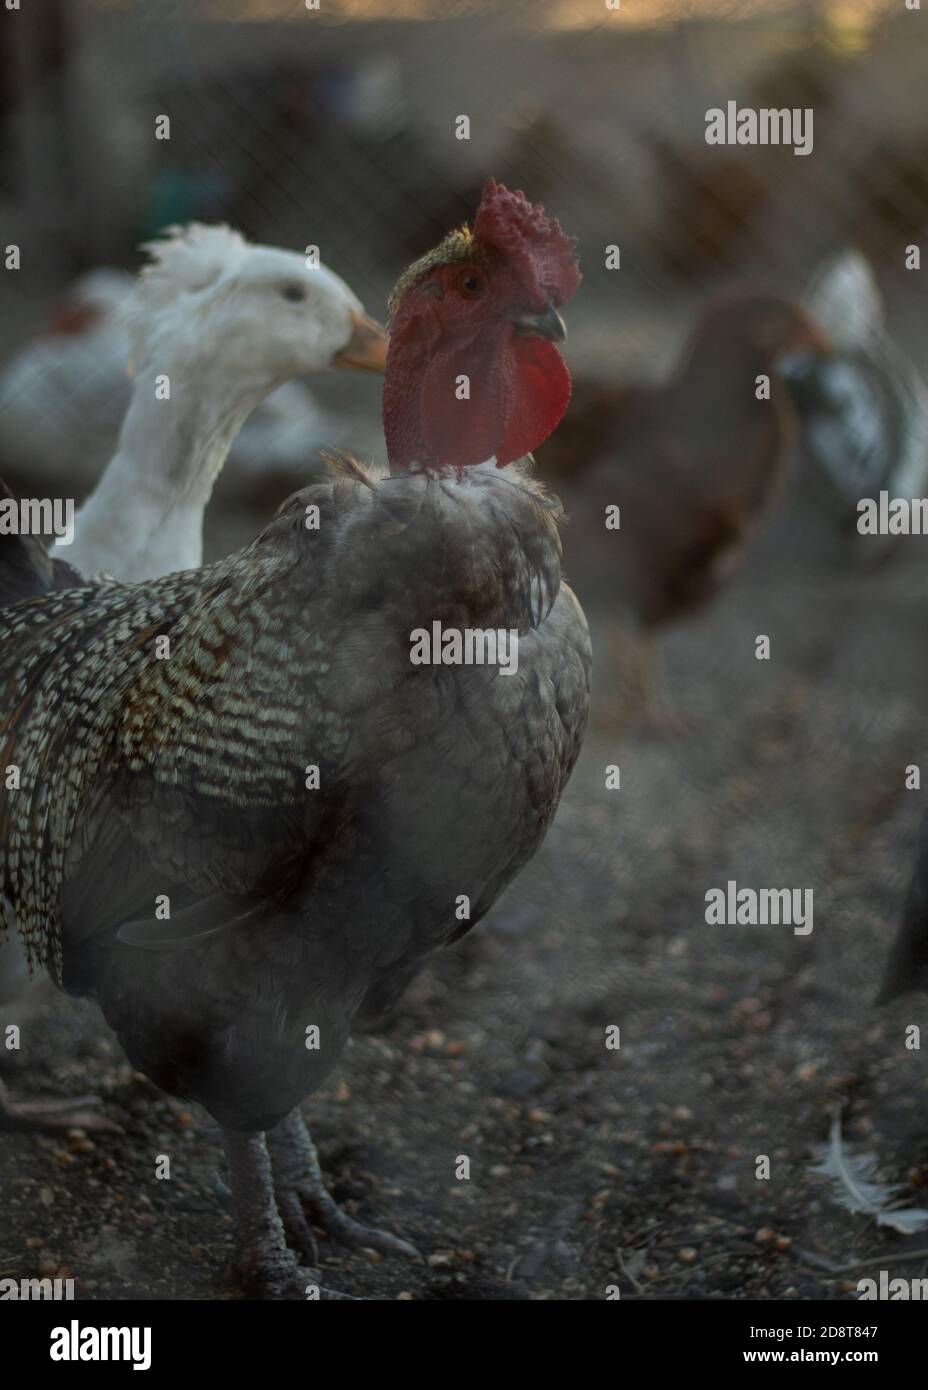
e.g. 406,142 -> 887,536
384,179 -> 581,474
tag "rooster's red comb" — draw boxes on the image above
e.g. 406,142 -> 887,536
473,178 -> 581,308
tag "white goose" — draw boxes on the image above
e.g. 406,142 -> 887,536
0,267 -> 347,499
52,224 -> 386,582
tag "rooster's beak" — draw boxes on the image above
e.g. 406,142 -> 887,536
511,303 -> 567,343
331,311 -> 389,373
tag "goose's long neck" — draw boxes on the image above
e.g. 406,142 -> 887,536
56,366 -> 260,583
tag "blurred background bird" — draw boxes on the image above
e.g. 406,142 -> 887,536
879,816 -> 928,1008
537,291 -> 829,729
782,248 -> 928,557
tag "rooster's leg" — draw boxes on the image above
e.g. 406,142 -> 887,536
597,626 -> 684,735
633,631 -> 687,734
224,1129 -> 354,1300
0,1077 -> 121,1134
268,1109 -> 419,1263
594,624 -> 647,731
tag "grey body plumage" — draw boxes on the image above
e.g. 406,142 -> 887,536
0,458 -> 590,1134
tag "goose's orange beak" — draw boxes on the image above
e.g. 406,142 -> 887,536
331,311 -> 389,373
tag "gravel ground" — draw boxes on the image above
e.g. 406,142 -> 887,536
2,465 -> 928,1303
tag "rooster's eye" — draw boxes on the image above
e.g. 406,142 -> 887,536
457,272 -> 484,299
281,283 -> 307,303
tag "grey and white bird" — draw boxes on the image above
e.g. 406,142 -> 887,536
782,249 -> 928,545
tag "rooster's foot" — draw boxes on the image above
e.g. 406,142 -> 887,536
268,1108 -> 420,1263
232,1244 -> 355,1301
600,627 -> 688,736
223,1128 -> 356,1300
275,1182 -> 420,1266
0,1078 -> 121,1134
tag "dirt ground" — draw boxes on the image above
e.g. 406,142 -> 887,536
2,450 -> 928,1303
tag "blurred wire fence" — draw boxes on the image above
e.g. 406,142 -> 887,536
1,0 -> 927,372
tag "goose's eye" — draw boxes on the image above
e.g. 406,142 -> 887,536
457,271 -> 484,299
281,283 -> 307,303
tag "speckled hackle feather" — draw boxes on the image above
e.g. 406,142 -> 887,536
0,532 -> 337,981
387,178 -> 580,320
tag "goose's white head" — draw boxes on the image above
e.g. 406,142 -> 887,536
129,223 -> 387,389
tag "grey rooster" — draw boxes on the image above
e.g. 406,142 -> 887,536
0,179 -> 591,1297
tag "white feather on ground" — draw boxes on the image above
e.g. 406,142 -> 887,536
809,1114 -> 928,1235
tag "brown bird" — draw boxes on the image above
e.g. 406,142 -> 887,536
0,180 -> 591,1298
538,292 -> 828,728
